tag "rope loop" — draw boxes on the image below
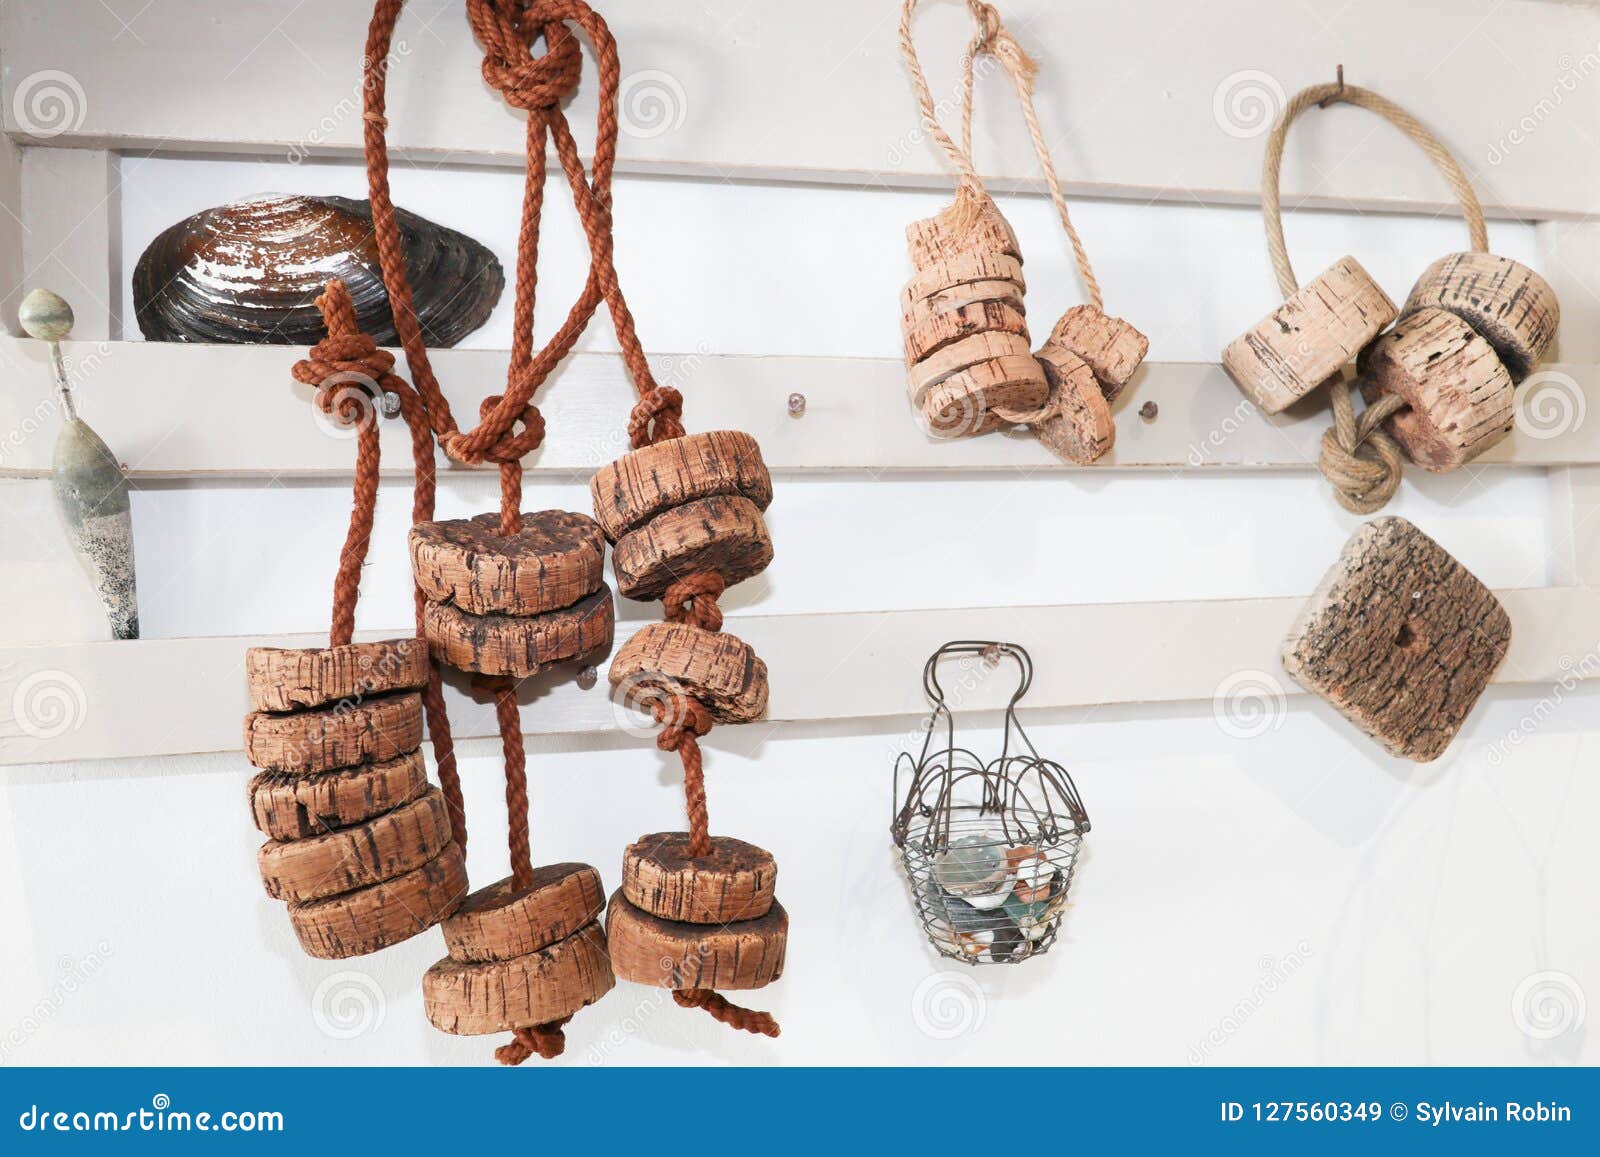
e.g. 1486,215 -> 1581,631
468,0 -> 583,113
1318,378 -> 1408,514
663,572 -> 726,633
628,386 -> 686,448
652,693 -> 713,754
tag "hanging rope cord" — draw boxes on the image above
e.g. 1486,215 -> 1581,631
291,279 -> 467,863
1259,80 -> 1489,514
898,0 -> 1103,314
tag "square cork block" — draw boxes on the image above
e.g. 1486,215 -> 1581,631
1281,518 -> 1510,762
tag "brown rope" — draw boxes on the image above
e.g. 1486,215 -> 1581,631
496,1017 -> 573,1064
1259,76 -> 1488,514
673,989 -> 781,1038
474,674 -> 534,891
293,278 -> 467,854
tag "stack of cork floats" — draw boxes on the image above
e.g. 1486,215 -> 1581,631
243,639 -> 468,958
897,0 -> 1148,463
411,511 -> 614,680
1222,78 -> 1562,513
591,429 -> 787,1033
901,196 -> 1047,440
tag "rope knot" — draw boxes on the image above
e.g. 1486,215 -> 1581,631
652,693 -> 713,754
1318,378 -> 1406,514
495,1018 -> 570,1064
290,281 -> 398,428
627,386 -> 686,448
664,572 -> 726,632
470,1 -> 582,113
441,395 -> 547,465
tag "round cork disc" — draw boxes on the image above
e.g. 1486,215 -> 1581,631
611,496 -> 773,602
906,330 -> 1035,405
903,299 -> 1030,365
288,840 -> 467,960
1401,252 -> 1559,382
1030,343 -> 1115,464
901,250 -> 1025,312
917,353 -> 1048,439
258,788 -> 452,903
905,278 -> 1026,332
422,585 -> 614,678
243,691 -> 422,775
442,864 -> 606,963
606,891 -> 787,991
246,638 -> 430,713
409,511 -> 605,616
423,922 -> 615,1035
1359,307 -> 1514,472
590,430 -> 773,542
623,833 -> 776,923
248,748 -> 428,841
608,620 -> 768,724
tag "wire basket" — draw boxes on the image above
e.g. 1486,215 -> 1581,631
891,641 -> 1090,965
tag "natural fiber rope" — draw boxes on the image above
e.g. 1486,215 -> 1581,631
899,0 -> 1103,312
1260,78 -> 1488,514
292,278 -> 467,855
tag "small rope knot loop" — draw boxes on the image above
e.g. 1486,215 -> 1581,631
470,0 -> 582,113
652,693 -> 713,754
664,573 -> 726,633
441,396 -> 547,465
494,1017 -> 570,1065
628,386 -> 686,448
1318,380 -> 1406,514
291,283 -> 399,428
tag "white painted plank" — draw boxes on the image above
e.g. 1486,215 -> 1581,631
0,585 -> 1592,766
1,337 -> 1597,477
18,148 -> 117,339
0,123 -> 20,334
2,0 -> 1597,220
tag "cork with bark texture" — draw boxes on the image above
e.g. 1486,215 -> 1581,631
903,299 -> 1030,365
917,354 -> 1046,439
246,639 -> 430,713
606,891 -> 787,990
902,251 -> 1025,313
1401,251 -> 1559,382
243,691 -> 422,774
409,511 -> 605,616
905,279 -> 1027,329
1222,256 -> 1397,414
589,430 -> 773,542
623,832 -> 776,923
905,197 -> 1021,267
609,621 -> 769,723
248,749 -> 428,841
1031,343 -> 1114,464
1046,305 -> 1150,401
423,922 -> 615,1034
1359,307 -> 1514,471
906,330 -> 1036,404
442,864 -> 606,962
611,496 -> 773,601
422,585 -> 614,677
288,841 -> 467,959
1281,516 -> 1510,762
257,788 -> 452,902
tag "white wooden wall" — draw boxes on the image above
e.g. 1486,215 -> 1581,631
1,0 -> 1597,1066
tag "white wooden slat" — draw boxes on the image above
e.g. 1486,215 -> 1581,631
0,584 -> 1592,766
17,149 -> 117,340
1,337 -> 1597,478
0,123 -> 20,333
3,1 -> 1597,220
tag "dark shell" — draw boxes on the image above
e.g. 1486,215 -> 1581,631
132,193 -> 503,347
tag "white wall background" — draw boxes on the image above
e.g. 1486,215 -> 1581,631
2,4 -> 1597,1068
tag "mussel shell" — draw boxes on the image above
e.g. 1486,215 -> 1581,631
132,194 -> 503,347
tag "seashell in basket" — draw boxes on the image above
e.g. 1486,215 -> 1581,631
932,833 -> 1011,897
132,194 -> 503,347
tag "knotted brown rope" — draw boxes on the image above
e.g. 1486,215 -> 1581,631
1260,76 -> 1488,513
292,280 -> 467,855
